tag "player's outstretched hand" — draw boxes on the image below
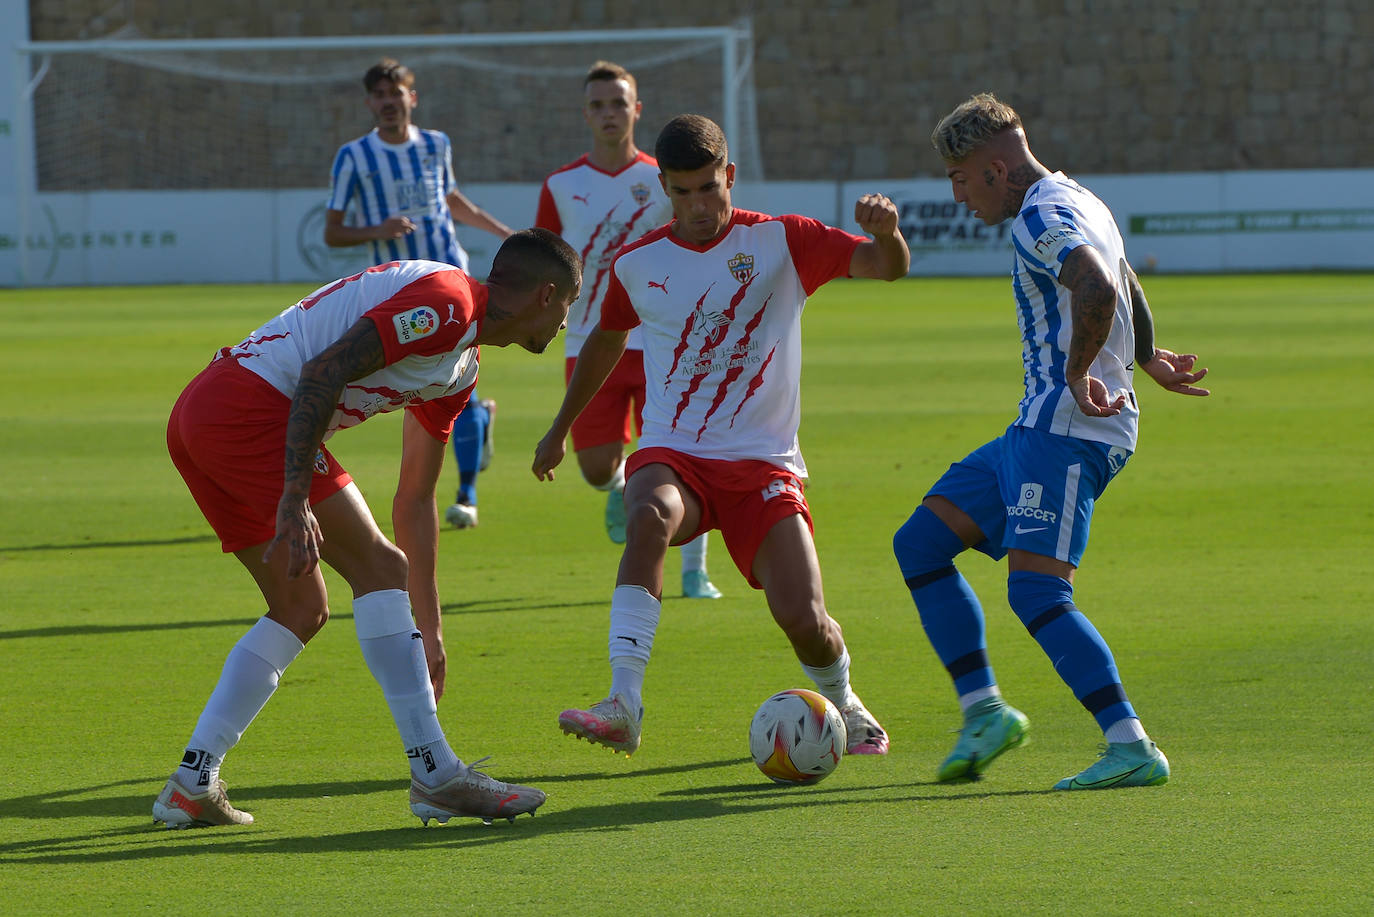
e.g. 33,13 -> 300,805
531,429 -> 567,481
263,496 -> 323,579
1068,374 -> 1127,417
1143,348 -> 1210,396
854,193 -> 899,238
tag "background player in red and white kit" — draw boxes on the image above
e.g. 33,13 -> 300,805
154,230 -> 580,829
535,61 -> 722,600
533,115 -> 910,758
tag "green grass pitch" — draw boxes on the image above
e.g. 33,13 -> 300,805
1,274 -> 1371,914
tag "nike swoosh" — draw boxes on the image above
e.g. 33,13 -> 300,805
1014,524 -> 1049,535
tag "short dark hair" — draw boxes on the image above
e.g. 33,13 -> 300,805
488,228 -> 582,298
654,114 -> 728,173
584,60 -> 637,93
364,58 -> 414,92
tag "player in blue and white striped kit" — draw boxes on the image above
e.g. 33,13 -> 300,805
894,93 -> 1210,790
325,58 -> 513,530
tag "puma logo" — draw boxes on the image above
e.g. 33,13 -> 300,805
572,193 -> 590,205
647,276 -> 669,294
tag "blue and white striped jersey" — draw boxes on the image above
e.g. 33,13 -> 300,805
1009,172 -> 1138,450
327,126 -> 469,270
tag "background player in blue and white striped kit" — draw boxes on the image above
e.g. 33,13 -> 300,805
325,58 -> 510,530
893,93 -> 1210,789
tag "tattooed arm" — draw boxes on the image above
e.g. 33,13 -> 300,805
263,316 -> 387,578
1058,244 -> 1128,417
1124,262 -> 1212,397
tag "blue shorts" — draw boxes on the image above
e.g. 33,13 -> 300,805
927,425 -> 1131,567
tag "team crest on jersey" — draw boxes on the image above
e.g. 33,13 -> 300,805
313,449 -> 330,475
630,182 -> 652,205
394,306 -> 440,343
727,252 -> 754,284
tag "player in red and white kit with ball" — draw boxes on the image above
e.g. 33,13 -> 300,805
536,61 -> 722,600
533,114 -> 910,758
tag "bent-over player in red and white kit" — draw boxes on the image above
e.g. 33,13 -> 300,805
155,229 -> 580,829
536,61 -> 722,600
533,114 -> 910,758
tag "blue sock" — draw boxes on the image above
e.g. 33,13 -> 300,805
450,400 -> 487,504
893,505 -> 995,697
1006,570 -> 1136,731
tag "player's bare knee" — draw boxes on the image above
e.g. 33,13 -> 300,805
268,604 -> 329,644
341,540 -> 409,595
373,541 -> 409,589
624,497 -> 676,546
775,601 -> 831,648
580,466 -> 613,488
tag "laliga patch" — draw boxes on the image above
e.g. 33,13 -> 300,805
393,306 -> 440,343
1031,226 -> 1079,265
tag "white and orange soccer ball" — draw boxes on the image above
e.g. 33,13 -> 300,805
748,689 -> 847,785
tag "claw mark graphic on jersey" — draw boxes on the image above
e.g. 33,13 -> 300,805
727,343 -> 778,428
221,332 -> 289,359
666,284 -> 713,387
669,275 -> 755,434
696,293 -> 771,441
576,201 -> 658,329
298,263 -> 396,310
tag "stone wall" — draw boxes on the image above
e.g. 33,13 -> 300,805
27,0 -> 1373,185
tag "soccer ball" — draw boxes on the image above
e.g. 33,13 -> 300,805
748,689 -> 847,785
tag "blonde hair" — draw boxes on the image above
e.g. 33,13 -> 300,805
931,92 -> 1023,162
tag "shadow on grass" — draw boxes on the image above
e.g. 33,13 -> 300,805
0,767 -> 1057,865
0,598 -> 606,641
0,534 -> 220,553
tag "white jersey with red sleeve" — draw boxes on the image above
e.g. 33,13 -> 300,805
216,260 -> 482,440
535,152 -> 670,359
602,209 -> 864,476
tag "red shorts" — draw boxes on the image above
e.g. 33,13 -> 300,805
566,349 -> 645,452
626,447 -> 812,590
166,358 -> 352,553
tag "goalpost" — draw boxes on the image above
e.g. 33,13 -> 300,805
8,22 -> 760,285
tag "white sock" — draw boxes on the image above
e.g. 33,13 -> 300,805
678,533 -> 708,574
354,589 -> 460,784
1104,717 -> 1148,744
957,685 -> 1002,714
182,616 -> 303,789
592,460 -> 626,493
607,584 -> 659,716
800,647 -> 859,709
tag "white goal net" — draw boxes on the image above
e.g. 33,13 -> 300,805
17,23 -> 762,193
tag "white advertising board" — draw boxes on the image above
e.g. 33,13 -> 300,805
3,172 -> 1372,286
844,170 -> 1374,276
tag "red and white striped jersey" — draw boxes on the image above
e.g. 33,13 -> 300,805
603,209 -> 864,476
215,260 -> 481,441
535,152 -> 670,358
